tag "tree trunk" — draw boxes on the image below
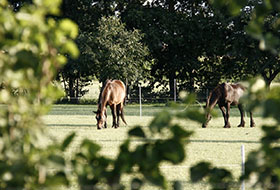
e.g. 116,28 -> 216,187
189,69 -> 196,93
75,77 -> 79,103
169,74 -> 175,100
168,0 -> 175,12
61,73 -> 67,95
261,68 -> 280,89
68,77 -> 77,103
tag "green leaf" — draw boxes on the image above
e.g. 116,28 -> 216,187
48,155 -> 65,166
229,0 -> 246,16
61,132 -> 75,151
131,178 -> 143,190
183,93 -> 196,104
271,0 -> 280,11
155,140 -> 185,164
170,125 -> 193,139
59,19 -> 79,39
190,162 -> 212,182
45,171 -> 68,187
62,41 -> 79,58
144,168 -> 166,188
128,126 -> 146,138
149,111 -> 172,133
15,50 -> 39,70
177,109 -> 205,123
172,181 -> 182,190
80,139 -> 101,158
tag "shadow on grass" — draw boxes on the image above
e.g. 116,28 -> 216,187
47,124 -> 94,127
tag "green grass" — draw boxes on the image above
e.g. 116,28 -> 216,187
43,104 -> 269,189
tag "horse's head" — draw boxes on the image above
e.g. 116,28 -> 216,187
202,97 -> 213,128
93,109 -> 106,129
202,105 -> 212,128
202,112 -> 212,128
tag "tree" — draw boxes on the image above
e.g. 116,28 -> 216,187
190,1 -> 280,189
58,0 -> 113,101
1,1 -> 198,189
55,0 -> 117,101
0,0 -> 78,188
93,16 -> 151,84
61,0 -> 115,32
7,0 -> 32,11
120,0 -> 252,97
225,3 -> 280,87
58,31 -> 97,102
59,2 -> 152,100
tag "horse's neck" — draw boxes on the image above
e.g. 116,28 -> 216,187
99,98 -> 107,113
99,90 -> 111,113
97,102 -> 107,117
98,81 -> 112,113
207,92 -> 219,109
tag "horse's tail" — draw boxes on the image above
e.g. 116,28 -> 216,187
120,100 -> 127,125
123,94 -> 127,106
120,108 -> 127,125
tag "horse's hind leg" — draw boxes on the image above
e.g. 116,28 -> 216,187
237,104 -> 245,127
110,104 -> 117,128
250,112 -> 255,127
219,105 -> 230,128
119,102 -> 127,125
224,103 -> 231,128
116,104 -> 121,128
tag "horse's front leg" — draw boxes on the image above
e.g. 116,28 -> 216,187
250,112 -> 255,127
104,109 -> 107,128
202,113 -> 211,128
110,104 -> 117,128
219,105 -> 227,128
224,103 -> 231,128
116,104 -> 121,128
237,104 -> 245,127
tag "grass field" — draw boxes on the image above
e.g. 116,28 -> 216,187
43,104 -> 272,189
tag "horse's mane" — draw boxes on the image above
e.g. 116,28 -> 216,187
98,79 -> 111,106
233,83 -> 246,91
206,83 -> 245,106
206,84 -> 224,106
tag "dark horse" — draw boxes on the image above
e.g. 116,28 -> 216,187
94,79 -> 127,129
202,83 -> 255,128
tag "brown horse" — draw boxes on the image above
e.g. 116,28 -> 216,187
94,79 -> 127,130
202,83 -> 255,128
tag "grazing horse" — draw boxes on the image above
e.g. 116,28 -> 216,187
202,83 -> 255,128
94,79 -> 127,129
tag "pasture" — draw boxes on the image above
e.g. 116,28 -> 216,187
43,104 -> 271,189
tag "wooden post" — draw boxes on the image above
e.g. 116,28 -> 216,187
241,145 -> 245,190
139,85 -> 142,118
174,79 -> 176,102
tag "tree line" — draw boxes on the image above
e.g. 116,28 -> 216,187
2,0 -> 280,189
8,0 -> 280,101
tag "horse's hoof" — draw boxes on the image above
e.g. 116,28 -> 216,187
250,124 -> 255,128
224,125 -> 231,128
237,124 -> 245,128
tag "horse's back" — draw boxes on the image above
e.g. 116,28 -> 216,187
223,83 -> 244,105
105,80 -> 126,105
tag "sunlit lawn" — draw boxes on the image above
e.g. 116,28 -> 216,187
43,104 -> 269,189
